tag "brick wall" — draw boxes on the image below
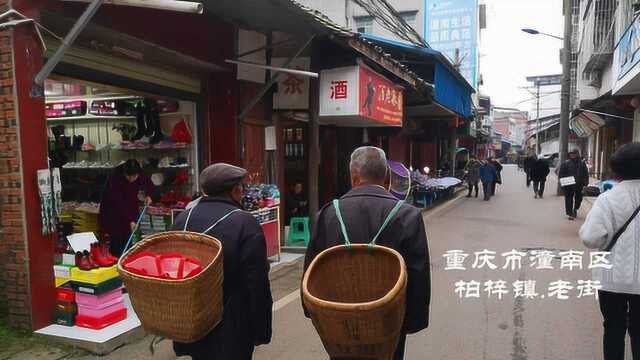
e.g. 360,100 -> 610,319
0,16 -> 31,328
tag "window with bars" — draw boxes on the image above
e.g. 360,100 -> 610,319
354,16 -> 374,34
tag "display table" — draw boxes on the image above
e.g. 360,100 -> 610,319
251,206 -> 281,260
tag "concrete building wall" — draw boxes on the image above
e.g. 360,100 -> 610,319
297,0 -> 425,44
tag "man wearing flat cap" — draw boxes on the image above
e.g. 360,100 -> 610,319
172,163 -> 273,360
558,149 -> 590,220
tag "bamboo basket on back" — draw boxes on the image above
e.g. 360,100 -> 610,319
117,231 -> 224,343
302,244 -> 407,359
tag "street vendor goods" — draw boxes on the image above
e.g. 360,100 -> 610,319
122,251 -> 203,280
118,231 -> 223,342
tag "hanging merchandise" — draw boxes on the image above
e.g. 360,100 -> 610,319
171,118 -> 193,144
132,101 -> 146,141
37,168 -> 61,235
52,168 -> 63,224
145,99 -> 164,144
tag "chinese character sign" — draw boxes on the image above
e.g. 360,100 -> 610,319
319,65 -> 403,127
273,57 -> 310,110
425,0 -> 479,88
358,65 -> 403,126
319,66 -> 359,118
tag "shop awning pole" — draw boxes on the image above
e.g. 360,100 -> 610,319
225,59 -> 318,78
237,35 -> 315,121
32,0 -> 104,97
60,0 -> 204,14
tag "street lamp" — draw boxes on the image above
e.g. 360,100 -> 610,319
521,28 -> 564,41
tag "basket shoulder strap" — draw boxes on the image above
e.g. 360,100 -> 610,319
183,206 -> 196,231
333,199 -> 352,248
202,209 -> 244,235
370,200 -> 404,247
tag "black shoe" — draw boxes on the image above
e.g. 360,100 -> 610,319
466,195 -> 472,198
131,102 -> 146,141
534,194 -> 538,199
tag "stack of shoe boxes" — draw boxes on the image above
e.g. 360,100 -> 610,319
70,265 -> 127,330
53,286 -> 77,326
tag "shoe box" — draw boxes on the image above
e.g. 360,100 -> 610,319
74,287 -> 126,330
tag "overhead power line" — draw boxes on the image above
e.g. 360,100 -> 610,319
351,0 -> 428,47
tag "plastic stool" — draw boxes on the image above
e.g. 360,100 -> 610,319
288,217 -> 310,246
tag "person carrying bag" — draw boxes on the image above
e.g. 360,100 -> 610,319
580,143 -> 640,360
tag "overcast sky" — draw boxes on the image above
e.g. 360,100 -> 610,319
479,0 -> 564,112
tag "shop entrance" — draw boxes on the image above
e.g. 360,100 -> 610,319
40,76 -> 199,342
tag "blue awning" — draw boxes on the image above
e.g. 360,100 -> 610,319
359,34 -> 474,118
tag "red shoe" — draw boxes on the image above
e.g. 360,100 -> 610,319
90,243 -> 114,267
83,250 -> 99,269
76,251 -> 94,271
100,242 -> 118,264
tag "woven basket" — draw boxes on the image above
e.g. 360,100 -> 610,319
302,244 -> 407,359
117,231 -> 224,343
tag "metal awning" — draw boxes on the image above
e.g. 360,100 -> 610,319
569,110 -> 606,138
203,0 -> 345,36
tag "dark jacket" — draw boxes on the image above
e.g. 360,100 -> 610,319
464,159 -> 482,183
172,197 -> 273,360
479,163 -> 498,184
98,167 -> 155,237
531,158 -> 550,181
558,158 -> 590,187
523,156 -> 536,171
303,185 -> 431,334
286,191 -> 308,223
490,160 -> 503,183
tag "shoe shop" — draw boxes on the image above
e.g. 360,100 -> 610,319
42,76 -> 199,335
2,1 -> 241,352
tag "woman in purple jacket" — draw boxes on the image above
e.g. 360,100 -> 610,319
98,159 -> 155,257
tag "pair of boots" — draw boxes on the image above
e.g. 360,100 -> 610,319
132,99 -> 163,144
75,242 -> 117,271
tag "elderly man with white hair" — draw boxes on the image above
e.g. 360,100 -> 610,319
302,146 -> 431,360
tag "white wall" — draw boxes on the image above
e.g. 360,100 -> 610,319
297,0 -> 425,44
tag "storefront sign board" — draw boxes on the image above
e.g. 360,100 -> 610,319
613,15 -> 640,95
319,65 -> 403,126
273,57 -> 310,109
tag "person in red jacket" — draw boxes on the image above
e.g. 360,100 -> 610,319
98,159 -> 155,257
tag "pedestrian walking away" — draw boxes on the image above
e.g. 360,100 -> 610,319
558,149 -> 589,220
465,154 -> 482,198
489,157 -> 503,196
579,142 -> 640,360
302,146 -> 431,360
531,156 -> 550,199
523,154 -> 536,188
479,159 -> 498,201
172,163 -> 273,360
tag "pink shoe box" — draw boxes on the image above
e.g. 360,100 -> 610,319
77,296 -> 125,318
75,287 -> 123,307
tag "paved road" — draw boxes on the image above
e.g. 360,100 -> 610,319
255,165 -> 622,360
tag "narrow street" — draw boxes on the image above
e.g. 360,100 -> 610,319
254,165 -> 616,360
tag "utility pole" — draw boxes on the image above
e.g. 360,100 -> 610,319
535,83 -> 540,156
557,0 -> 572,194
